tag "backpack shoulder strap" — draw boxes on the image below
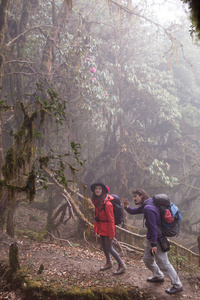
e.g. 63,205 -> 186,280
103,194 -> 114,204
101,194 -> 114,212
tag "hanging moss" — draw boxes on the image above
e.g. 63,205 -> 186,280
14,111 -> 31,143
40,109 -> 46,125
0,168 -> 37,202
25,169 -> 36,202
2,148 -> 15,180
0,179 -> 5,191
0,54 -> 5,74
39,156 -> 49,168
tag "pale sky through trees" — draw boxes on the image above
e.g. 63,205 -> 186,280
149,0 -> 190,25
132,0 -> 190,25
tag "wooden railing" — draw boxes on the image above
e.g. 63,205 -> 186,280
115,225 -> 200,266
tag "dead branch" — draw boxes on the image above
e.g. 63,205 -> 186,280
68,185 -> 94,209
46,230 -> 74,247
83,231 -> 101,251
118,241 -> 144,254
62,193 -> 75,219
49,202 -> 71,228
6,25 -> 55,47
113,237 -> 124,255
43,167 -> 93,230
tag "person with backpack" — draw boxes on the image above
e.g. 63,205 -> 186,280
123,188 -> 183,295
90,182 -> 126,275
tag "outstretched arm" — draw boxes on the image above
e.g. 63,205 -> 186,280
123,198 -> 143,215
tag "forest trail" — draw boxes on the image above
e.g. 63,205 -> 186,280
0,231 -> 200,300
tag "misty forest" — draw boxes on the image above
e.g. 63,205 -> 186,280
0,0 -> 200,299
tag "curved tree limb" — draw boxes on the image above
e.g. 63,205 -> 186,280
6,25 -> 54,47
43,166 -> 94,231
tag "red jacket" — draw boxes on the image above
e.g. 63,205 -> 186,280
93,194 -> 115,238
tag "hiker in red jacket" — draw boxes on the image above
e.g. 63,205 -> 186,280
90,182 -> 126,275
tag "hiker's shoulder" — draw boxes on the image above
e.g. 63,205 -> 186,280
143,198 -> 158,212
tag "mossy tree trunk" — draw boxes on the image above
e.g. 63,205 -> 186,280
0,0 -> 10,64
5,242 -> 20,282
0,0 -> 10,232
9,242 -> 20,272
4,242 -> 20,283
0,0 -> 73,237
6,199 -> 18,237
0,112 -> 4,180
0,0 -> 10,176
40,1 -> 72,79
47,188 -> 54,224
198,232 -> 200,267
15,0 -> 31,128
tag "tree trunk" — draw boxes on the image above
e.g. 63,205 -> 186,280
198,232 -> 200,267
0,0 -> 10,177
0,0 -> 10,86
0,0 -> 10,46
9,242 -> 20,272
0,112 -> 4,180
41,1 -> 72,78
4,242 -> 20,282
6,202 -> 17,237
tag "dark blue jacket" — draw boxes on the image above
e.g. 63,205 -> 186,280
125,198 -> 162,246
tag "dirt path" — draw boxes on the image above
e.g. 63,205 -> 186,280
0,232 -> 200,300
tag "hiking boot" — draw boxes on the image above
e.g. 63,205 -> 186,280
147,276 -> 164,283
165,285 -> 183,294
100,261 -> 113,271
113,263 -> 126,275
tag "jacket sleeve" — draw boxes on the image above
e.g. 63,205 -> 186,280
124,206 -> 143,215
143,207 -> 158,246
105,202 -> 115,238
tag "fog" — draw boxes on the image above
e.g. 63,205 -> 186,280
0,0 -> 200,252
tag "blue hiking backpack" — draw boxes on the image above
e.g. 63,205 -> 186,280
152,194 -> 182,237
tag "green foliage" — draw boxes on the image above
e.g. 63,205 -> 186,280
64,0 -> 200,196
1,80 -> 86,214
2,0 -> 200,225
181,0 -> 200,39
168,245 -> 198,273
16,229 -> 47,242
148,159 -> 178,187
35,141 -> 86,189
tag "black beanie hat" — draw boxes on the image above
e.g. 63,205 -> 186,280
90,182 -> 108,193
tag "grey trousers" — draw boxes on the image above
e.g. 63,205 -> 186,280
100,235 -> 123,265
143,239 -> 183,288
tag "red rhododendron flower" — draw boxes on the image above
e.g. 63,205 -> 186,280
105,94 -> 108,96
86,58 -> 90,61
92,78 -> 97,81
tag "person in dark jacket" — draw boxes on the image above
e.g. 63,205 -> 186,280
91,182 -> 126,275
123,188 -> 183,295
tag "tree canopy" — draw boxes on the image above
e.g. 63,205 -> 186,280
182,0 -> 200,38
0,0 -> 200,236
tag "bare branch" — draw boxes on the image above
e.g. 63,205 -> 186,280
46,230 -> 74,247
6,25 -> 55,47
